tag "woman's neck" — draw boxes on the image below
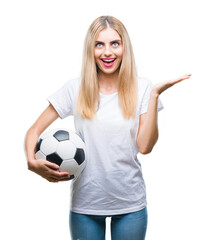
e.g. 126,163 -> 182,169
98,71 -> 119,89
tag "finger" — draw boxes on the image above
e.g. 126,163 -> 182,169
178,74 -> 192,80
169,75 -> 190,84
59,176 -> 71,181
48,169 -> 70,178
44,161 -> 59,170
45,176 -> 59,183
47,173 -> 70,182
49,178 -> 59,183
59,171 -> 70,177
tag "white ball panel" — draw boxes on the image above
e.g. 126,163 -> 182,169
69,132 -> 86,150
76,161 -> 87,175
56,141 -> 76,160
40,129 -> 58,139
35,150 -> 46,160
40,137 -> 59,155
60,159 -> 79,175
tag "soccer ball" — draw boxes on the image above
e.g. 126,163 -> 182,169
35,128 -> 86,181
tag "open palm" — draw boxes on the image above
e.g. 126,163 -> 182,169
153,73 -> 192,95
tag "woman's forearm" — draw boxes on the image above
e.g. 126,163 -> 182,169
137,91 -> 159,154
25,126 -> 40,168
25,104 -> 59,168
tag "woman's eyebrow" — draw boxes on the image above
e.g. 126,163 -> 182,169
95,39 -> 121,43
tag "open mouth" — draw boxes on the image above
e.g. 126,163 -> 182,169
100,58 -> 116,67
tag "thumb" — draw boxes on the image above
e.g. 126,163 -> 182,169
45,161 -> 59,170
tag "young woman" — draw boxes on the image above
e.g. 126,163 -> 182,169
25,15 -> 191,240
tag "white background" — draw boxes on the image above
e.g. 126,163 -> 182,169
0,0 -> 214,239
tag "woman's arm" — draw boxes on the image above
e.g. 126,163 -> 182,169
25,104 -> 70,182
136,73 -> 191,154
136,91 -> 159,154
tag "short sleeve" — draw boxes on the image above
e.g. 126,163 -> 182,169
139,78 -> 164,115
47,78 -> 80,119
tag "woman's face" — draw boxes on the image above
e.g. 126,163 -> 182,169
94,27 -> 123,76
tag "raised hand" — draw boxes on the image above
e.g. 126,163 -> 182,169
152,73 -> 192,96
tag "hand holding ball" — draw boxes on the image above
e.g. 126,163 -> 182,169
35,129 -> 86,181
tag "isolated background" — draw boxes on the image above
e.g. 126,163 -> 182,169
1,0 -> 214,239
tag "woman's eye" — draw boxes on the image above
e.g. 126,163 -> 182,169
96,43 -> 103,48
96,42 -> 119,48
112,42 -> 119,47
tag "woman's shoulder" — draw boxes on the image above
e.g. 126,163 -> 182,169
137,76 -> 153,90
65,76 -> 82,87
60,76 -> 82,93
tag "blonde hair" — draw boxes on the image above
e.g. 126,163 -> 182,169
74,15 -> 138,120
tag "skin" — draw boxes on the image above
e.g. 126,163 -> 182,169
94,26 -> 123,93
25,26 -> 192,182
137,73 -> 192,154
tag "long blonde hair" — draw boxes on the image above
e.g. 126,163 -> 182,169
74,15 -> 138,120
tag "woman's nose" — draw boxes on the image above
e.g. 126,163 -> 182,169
104,45 -> 111,56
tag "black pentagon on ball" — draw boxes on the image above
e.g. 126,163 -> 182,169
35,138 -> 42,153
46,152 -> 63,166
53,130 -> 69,142
74,148 -> 85,165
67,175 -> 75,180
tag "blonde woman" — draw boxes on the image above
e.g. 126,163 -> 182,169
25,15 -> 191,240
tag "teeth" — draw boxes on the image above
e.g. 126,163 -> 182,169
102,59 -> 115,62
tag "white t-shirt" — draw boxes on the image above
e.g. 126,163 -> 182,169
48,76 -> 164,215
